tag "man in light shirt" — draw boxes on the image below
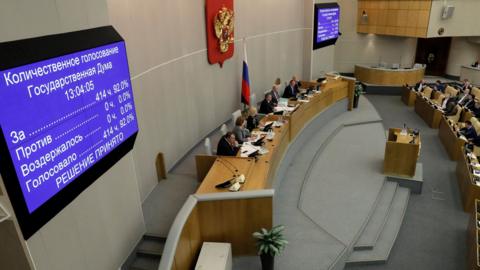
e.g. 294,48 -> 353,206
456,88 -> 473,106
441,93 -> 452,110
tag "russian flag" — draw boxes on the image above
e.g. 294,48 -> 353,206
241,40 -> 250,106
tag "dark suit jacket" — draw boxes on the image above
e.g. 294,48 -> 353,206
461,126 -> 477,140
246,115 -> 259,131
259,99 -> 274,114
282,85 -> 297,98
456,93 -> 472,106
473,107 -> 480,118
270,90 -> 280,105
414,83 -> 424,91
216,137 -> 239,156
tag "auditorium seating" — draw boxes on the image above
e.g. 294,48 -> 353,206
445,85 -> 459,97
420,86 -> 433,99
447,105 -> 462,123
472,87 -> 480,99
431,92 -> 445,106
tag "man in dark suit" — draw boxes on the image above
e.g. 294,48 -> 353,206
460,121 -> 477,140
259,93 -> 275,114
414,79 -> 426,91
216,132 -> 239,156
433,80 -> 445,92
283,80 -> 298,98
472,101 -> 480,117
270,85 -> 280,106
456,88 -> 473,106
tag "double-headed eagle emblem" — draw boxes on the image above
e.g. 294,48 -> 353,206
214,6 -> 234,53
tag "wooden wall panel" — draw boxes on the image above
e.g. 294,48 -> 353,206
0,221 -> 31,270
357,0 -> 432,38
173,206 -> 202,270
197,197 -> 273,256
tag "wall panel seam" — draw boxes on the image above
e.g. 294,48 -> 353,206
131,28 -> 310,81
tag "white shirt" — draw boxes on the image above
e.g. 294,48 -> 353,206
442,97 -> 449,109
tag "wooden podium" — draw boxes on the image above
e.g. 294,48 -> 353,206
384,128 -> 421,177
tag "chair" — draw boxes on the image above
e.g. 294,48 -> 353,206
431,92 -> 445,106
220,124 -> 228,136
471,117 -> 480,134
421,86 -> 433,99
472,87 -> 480,99
445,86 -> 458,97
204,138 -> 213,156
232,109 -> 242,125
447,105 -> 462,123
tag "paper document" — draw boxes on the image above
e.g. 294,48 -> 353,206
239,143 -> 261,157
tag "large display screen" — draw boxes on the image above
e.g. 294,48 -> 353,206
0,26 -> 138,239
313,3 -> 340,50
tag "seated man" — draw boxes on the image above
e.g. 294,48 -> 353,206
461,79 -> 472,91
456,88 -> 473,106
440,93 -> 452,110
433,80 -> 445,92
414,79 -> 426,92
259,93 -> 275,114
216,132 -> 239,156
270,84 -> 281,106
460,120 -> 477,140
283,80 -> 298,98
472,101 -> 480,117
246,107 -> 261,131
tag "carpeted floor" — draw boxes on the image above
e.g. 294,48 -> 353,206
345,94 -> 469,270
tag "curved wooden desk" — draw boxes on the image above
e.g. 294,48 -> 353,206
197,78 -> 352,194
162,78 -> 354,270
355,65 -> 425,86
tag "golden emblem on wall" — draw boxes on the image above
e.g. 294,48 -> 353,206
214,6 -> 234,53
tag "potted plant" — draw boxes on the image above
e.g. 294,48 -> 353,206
354,83 -> 364,108
253,225 -> 288,270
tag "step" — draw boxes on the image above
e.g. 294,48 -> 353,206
130,254 -> 161,270
346,187 -> 410,266
136,236 -> 166,257
354,181 -> 398,250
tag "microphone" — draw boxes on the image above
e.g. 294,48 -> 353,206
217,157 -> 240,177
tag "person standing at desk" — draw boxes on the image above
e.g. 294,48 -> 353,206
217,132 -> 239,156
283,80 -> 298,98
233,116 -> 251,144
259,93 -> 275,114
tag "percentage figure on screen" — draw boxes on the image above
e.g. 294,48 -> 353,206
120,102 -> 133,115
118,92 -> 131,103
120,113 -> 135,128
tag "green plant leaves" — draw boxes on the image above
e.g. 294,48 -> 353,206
252,225 -> 287,256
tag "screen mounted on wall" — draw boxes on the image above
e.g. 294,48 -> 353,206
313,2 -> 340,50
0,26 -> 138,239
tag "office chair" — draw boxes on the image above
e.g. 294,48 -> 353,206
204,137 -> 213,156
220,124 -> 228,136
232,110 -> 241,126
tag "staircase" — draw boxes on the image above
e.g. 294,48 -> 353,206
346,181 -> 410,266
123,234 -> 166,270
